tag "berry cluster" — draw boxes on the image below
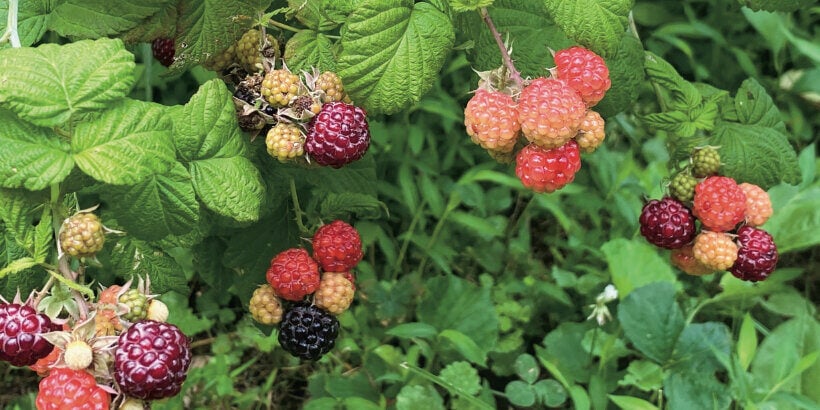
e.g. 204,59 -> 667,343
464,46 -> 612,193
639,147 -> 778,281
251,220 -> 362,360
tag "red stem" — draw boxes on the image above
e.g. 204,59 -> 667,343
480,7 -> 523,89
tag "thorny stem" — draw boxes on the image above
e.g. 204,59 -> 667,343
479,7 -> 523,89
2,0 -> 21,48
31,276 -> 55,307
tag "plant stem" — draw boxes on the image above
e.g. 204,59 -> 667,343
289,178 -> 309,235
142,43 -> 154,102
268,19 -> 302,34
3,0 -> 21,48
479,7 -> 523,89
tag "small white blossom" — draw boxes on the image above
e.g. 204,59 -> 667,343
587,284 -> 618,326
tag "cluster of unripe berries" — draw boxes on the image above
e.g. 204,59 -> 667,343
463,46 -> 611,193
249,220 -> 363,360
639,147 -> 778,281
0,211 -> 191,408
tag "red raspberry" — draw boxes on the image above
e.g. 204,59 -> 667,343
266,248 -> 321,301
693,176 -> 747,232
464,89 -> 520,153
518,78 -> 586,149
639,197 -> 697,249
693,231 -> 738,271
553,46 -> 611,106
0,302 -> 60,366
114,320 -> 191,400
739,183 -> 773,227
36,368 -> 110,410
312,220 -> 364,272
151,38 -> 175,67
670,245 -> 715,276
515,140 -> 581,193
730,226 -> 778,282
305,102 -> 371,168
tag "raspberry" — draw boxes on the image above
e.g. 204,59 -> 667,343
693,176 -> 747,232
64,340 -> 93,370
305,102 -> 371,168
114,320 -> 191,400
312,220 -> 364,272
669,171 -> 698,203
730,226 -> 778,282
36,368 -> 110,410
553,46 -> 611,106
119,289 -> 148,322
0,302 -> 60,366
671,245 -> 715,276
314,272 -> 355,315
235,28 -> 276,73
316,71 -> 347,103
515,140 -> 582,193
151,38 -> 175,67
249,285 -> 284,325
464,89 -> 520,153
278,303 -> 339,360
266,248 -> 321,301
266,123 -> 305,162
639,197 -> 697,249
203,44 -> 236,72
693,231 -> 738,271
59,212 -> 106,257
574,110 -> 606,153
29,344 -> 62,376
691,146 -> 721,178
518,78 -> 586,148
146,299 -> 169,323
261,69 -> 303,107
739,183 -> 773,227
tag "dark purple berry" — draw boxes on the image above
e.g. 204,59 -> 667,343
305,102 -> 370,168
114,320 -> 191,400
0,303 -> 60,366
730,226 -> 778,282
639,197 -> 697,249
278,303 -> 339,360
151,38 -> 175,67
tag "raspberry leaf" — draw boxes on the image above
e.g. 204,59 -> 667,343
189,158 -> 265,223
95,237 -> 188,295
0,38 -> 135,127
740,0 -> 816,12
0,0 -> 50,48
48,0 -> 171,39
601,238 -> 676,298
543,0 -> 632,58
596,34 -> 645,118
618,282 -> 685,364
664,323 -> 732,409
711,122 -> 801,189
338,0 -> 455,114
286,0 -> 354,31
0,110 -> 73,191
283,30 -> 337,72
449,0 -> 494,13
734,78 -> 788,133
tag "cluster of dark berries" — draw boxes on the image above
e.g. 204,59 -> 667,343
250,220 -> 362,360
639,147 -> 778,281
464,46 -> 611,193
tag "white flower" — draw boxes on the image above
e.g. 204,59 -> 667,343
587,284 -> 618,326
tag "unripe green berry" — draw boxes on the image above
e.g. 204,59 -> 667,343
670,171 -> 698,202
691,146 -> 721,178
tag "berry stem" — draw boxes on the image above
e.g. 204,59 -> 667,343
479,7 -> 523,89
289,178 -> 310,235
268,19 -> 303,34
31,276 -> 56,307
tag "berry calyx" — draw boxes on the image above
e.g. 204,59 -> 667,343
36,368 -> 111,410
693,176 -> 747,232
249,285 -> 284,325
515,140 -> 582,193
518,78 -> 586,148
261,69 -> 303,107
691,146 -> 721,178
118,289 -> 148,322
64,340 -> 94,370
693,231 -> 738,271
739,183 -> 773,227
266,123 -> 305,162
278,303 -> 339,360
312,220 -> 363,272
671,245 -> 715,276
151,38 -> 175,67
639,197 -> 697,249
114,320 -> 191,400
0,302 -> 60,366
553,46 -> 611,106
266,248 -> 321,301
730,226 -> 778,282
314,272 -> 355,315
305,102 -> 371,168
59,212 -> 106,258
670,171 -> 698,203
464,89 -> 520,153
574,110 -> 606,153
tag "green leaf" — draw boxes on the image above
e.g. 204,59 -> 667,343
48,0 -> 172,38
738,313 -> 758,371
97,237 -> 189,295
644,52 -> 701,110
533,379 -> 567,407
764,186 -> 820,253
120,1 -> 179,44
0,188 -> 45,250
103,163 -> 199,241
72,100 -> 175,185
514,353 -> 540,384
536,323 -> 592,384
0,110 -> 73,191
449,0 -> 494,13
0,227 -> 47,299
0,0 -> 52,47
711,122 -> 801,189
386,322 -> 439,339
439,329 -> 487,365
303,155 -> 378,195
283,30 -> 338,72
32,207 -> 52,263
286,0 -> 353,31
608,395 -> 659,410
189,157 -> 264,223
734,78 -> 787,132
739,0 -> 816,12
505,380 -> 535,407
752,315 -> 820,403
543,0 -> 633,58
338,0 -> 455,114
601,238 -> 677,298
319,192 -> 385,220
0,38 -> 135,127
439,361 -> 482,396
664,323 -> 732,410
617,360 -> 665,392
396,385 -> 445,410
0,257 -> 39,279
596,33 -> 645,117
618,282 -> 685,364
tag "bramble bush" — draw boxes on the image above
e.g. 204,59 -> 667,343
0,0 -> 818,409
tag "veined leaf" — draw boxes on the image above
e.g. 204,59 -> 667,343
97,237 -> 188,295
49,0 -> 172,38
0,38 -> 135,127
286,0 -> 355,31
711,122 -> 801,189
0,188 -> 46,250
0,0 -> 52,48
543,0 -> 633,58
618,282 -> 685,364
0,110 -> 73,191
338,0 -> 455,114
644,52 -> 701,110
734,78 -> 787,132
189,157 -> 264,223
283,30 -> 337,72
596,33 -> 645,117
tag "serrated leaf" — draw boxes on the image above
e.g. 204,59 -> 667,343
440,361 -> 482,396
543,0 -> 633,58
283,30 -> 337,72
449,0 -> 494,12
103,163 -> 199,241
711,122 -> 801,189
303,155 -> 378,195
0,0 -> 53,48
617,360 -> 665,392
0,257 -> 39,279
72,100 -> 175,185
601,238 -> 676,297
98,237 -> 189,295
286,0 -> 353,30
319,192 -> 385,220
121,1 -> 179,44
596,33 -> 644,117
618,282 -> 685,364
765,186 -> 820,253
752,316 -> 820,403
32,207 -> 52,262
396,385 -> 445,410
644,52 -> 701,110
664,323 -> 732,410
0,38 -> 135,127
0,229 -> 47,299
734,78 -> 787,132
338,0 -> 455,114
739,0 -> 816,12
48,0 -> 172,38
0,188 -> 46,250
189,157 -> 264,223
0,110 -> 73,191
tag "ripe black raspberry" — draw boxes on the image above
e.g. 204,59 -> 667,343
305,102 -> 370,168
691,146 -> 721,178
730,226 -> 778,282
639,197 -> 697,249
114,320 -> 191,400
0,303 -> 60,366
278,303 -> 339,360
151,38 -> 175,67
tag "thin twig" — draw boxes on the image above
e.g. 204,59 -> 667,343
479,7 -> 523,89
268,19 -> 302,34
